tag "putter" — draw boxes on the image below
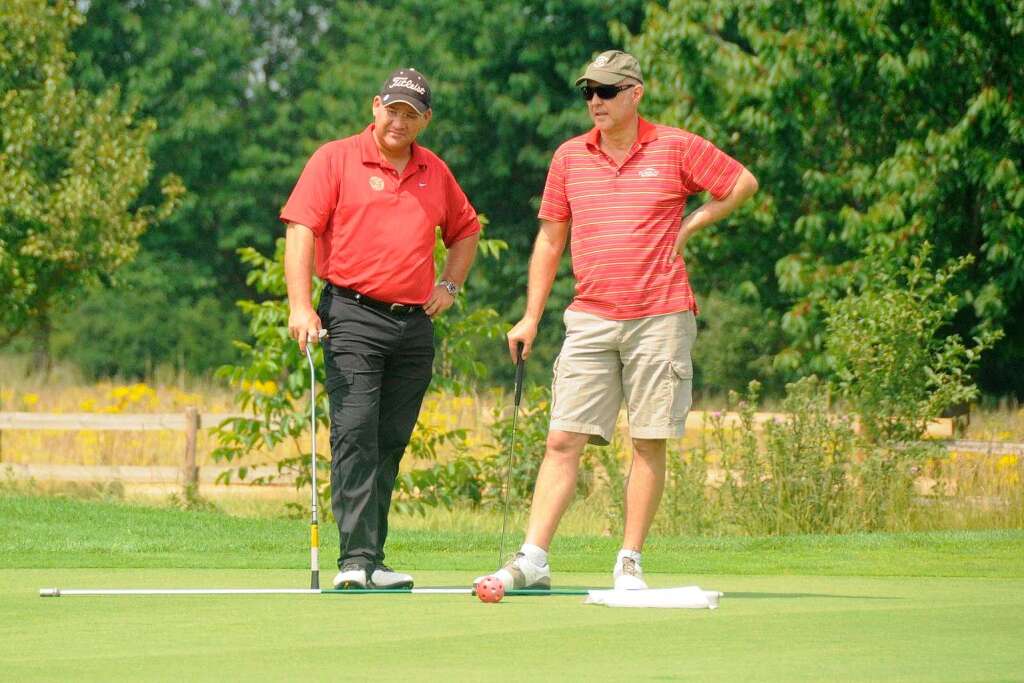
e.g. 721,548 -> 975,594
305,329 -> 327,590
498,341 -> 526,568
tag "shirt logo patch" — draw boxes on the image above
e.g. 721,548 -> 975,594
639,167 -> 659,178
368,176 -> 385,191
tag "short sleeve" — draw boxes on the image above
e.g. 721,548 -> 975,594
440,166 -> 481,247
537,148 -> 571,222
679,134 -> 744,200
279,144 -> 340,235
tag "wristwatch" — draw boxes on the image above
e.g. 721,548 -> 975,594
438,279 -> 459,297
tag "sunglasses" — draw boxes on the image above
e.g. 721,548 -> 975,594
579,83 -> 635,101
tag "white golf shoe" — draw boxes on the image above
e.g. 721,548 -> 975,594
370,565 -> 414,589
474,552 -> 551,591
332,564 -> 368,589
613,556 -> 648,590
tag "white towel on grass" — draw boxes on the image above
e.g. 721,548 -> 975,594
585,586 -> 722,609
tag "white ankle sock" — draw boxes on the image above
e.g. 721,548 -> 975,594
520,543 -> 548,567
617,549 -> 642,565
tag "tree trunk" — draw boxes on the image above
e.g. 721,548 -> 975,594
31,314 -> 52,378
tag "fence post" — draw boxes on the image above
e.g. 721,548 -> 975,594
182,407 -> 200,496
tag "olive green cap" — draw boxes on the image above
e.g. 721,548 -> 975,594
574,50 -> 644,86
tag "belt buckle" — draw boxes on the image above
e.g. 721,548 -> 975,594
389,302 -> 406,314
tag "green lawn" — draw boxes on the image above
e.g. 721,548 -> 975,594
3,494 -> 1024,681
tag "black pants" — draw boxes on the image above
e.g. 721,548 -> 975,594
317,287 -> 434,571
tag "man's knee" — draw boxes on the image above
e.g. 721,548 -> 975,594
545,430 -> 589,459
631,438 -> 667,460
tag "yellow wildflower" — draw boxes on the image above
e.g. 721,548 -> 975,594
996,455 -> 1018,470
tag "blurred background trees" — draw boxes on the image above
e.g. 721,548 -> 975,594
3,0 -> 1022,402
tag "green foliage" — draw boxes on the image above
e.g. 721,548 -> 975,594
692,290 -> 786,398
71,0 -> 257,288
393,385 -> 550,514
51,253 -> 245,379
394,384 -> 604,515
627,0 -> 1024,394
0,0 -> 182,345
698,379 -> 862,535
826,243 -> 1002,445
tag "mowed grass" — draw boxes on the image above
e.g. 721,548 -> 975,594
3,494 -> 1024,681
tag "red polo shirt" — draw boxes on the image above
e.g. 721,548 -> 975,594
280,125 -> 480,304
538,118 -> 744,320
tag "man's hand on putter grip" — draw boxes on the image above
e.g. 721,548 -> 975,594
289,308 -> 325,351
506,318 -> 538,363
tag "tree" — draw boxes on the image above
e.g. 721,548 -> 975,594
627,0 -> 1024,395
0,0 -> 181,355
71,0 -> 257,290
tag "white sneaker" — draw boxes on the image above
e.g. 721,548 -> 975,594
370,565 -> 414,589
613,556 -> 648,590
332,564 -> 368,589
473,552 -> 551,591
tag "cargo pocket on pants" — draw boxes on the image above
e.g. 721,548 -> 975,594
668,359 -> 693,424
325,367 -> 355,398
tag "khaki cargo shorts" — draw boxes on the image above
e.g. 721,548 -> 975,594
549,308 -> 697,445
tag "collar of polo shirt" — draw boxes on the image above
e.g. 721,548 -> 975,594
360,124 -> 429,172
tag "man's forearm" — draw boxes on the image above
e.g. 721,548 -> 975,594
680,168 -> 759,240
439,233 -> 480,287
284,223 -> 316,312
523,221 -> 569,323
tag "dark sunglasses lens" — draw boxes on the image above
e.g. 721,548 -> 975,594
580,85 -> 622,100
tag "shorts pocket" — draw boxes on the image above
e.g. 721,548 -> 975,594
668,359 -> 693,423
549,354 -> 562,408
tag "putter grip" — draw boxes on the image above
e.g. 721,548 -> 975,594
514,342 -> 525,406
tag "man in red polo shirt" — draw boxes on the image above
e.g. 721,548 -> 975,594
478,50 -> 758,591
282,68 -> 480,590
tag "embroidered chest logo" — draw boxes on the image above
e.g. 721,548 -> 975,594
639,167 -> 660,178
368,176 -> 385,191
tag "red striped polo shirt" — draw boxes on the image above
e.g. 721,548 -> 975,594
280,125 -> 480,304
538,117 -> 743,320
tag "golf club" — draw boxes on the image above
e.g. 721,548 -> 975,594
305,331 -> 324,590
498,341 -> 526,568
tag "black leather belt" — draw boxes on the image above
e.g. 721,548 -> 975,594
327,284 -> 420,316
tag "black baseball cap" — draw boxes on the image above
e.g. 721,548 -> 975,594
379,68 -> 432,114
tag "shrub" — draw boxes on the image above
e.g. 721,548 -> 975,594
825,243 -> 1002,445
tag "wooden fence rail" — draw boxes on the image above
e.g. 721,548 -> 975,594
1,411 -> 1020,494
0,409 -> 242,495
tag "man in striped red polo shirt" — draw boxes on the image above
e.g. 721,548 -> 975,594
478,50 -> 758,591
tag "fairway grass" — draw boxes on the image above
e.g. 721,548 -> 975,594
3,494 -> 1024,681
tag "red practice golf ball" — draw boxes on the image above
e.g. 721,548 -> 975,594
477,576 -> 505,603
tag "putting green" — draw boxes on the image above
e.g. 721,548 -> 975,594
4,568 -> 1022,681
4,496 -> 1022,679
